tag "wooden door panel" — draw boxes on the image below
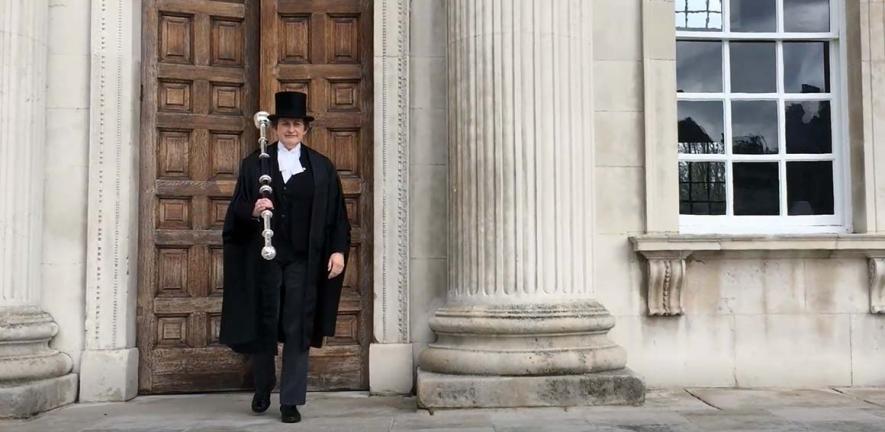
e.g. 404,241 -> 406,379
139,0 -> 259,394
261,0 -> 372,391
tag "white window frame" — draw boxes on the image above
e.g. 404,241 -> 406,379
676,0 -> 850,235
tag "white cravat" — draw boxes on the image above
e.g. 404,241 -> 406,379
278,143 -> 305,183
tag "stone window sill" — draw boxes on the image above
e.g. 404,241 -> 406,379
628,234 -> 885,317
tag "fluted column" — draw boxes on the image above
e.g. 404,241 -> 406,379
417,0 -> 643,408
0,0 -> 77,418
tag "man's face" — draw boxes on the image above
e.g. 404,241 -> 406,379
275,118 -> 307,148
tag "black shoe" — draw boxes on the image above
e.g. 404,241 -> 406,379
251,391 -> 271,413
280,405 -> 301,423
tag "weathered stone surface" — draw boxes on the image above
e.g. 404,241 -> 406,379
4,388 -> 885,431
686,388 -> 865,410
78,348 -> 138,402
416,369 -> 645,408
0,374 -> 77,419
420,303 -> 627,376
370,343 -> 414,395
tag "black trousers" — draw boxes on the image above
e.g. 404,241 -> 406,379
252,258 -> 310,406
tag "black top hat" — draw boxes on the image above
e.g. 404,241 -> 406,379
268,91 -> 315,122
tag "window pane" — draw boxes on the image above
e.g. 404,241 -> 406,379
785,101 -> 832,154
732,100 -> 779,154
734,162 -> 780,215
787,161 -> 834,215
730,0 -> 776,32
677,41 -> 723,93
678,101 -> 725,154
784,0 -> 830,32
784,42 -> 830,93
679,161 -> 726,215
675,0 -> 723,31
730,42 -> 776,93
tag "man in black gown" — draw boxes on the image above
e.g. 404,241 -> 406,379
219,91 -> 350,423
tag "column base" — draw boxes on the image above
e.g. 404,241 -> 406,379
416,368 -> 645,408
79,348 -> 138,402
0,373 -> 78,418
369,343 -> 413,395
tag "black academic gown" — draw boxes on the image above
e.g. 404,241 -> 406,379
219,143 -> 350,353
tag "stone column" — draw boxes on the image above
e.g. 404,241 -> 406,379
0,0 -> 78,418
416,0 -> 644,408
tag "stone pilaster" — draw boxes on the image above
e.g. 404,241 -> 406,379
417,0 -> 644,408
0,0 -> 78,418
78,0 -> 141,402
370,0 -> 413,395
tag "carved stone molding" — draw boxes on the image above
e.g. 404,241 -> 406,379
373,0 -> 410,344
84,0 -> 140,350
638,251 -> 691,317
78,0 -> 141,403
867,256 -> 885,314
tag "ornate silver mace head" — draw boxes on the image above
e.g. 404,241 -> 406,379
253,111 -> 270,128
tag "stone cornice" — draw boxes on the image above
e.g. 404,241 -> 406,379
632,234 -> 885,252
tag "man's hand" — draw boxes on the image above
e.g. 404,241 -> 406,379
252,198 -> 274,217
327,252 -> 345,279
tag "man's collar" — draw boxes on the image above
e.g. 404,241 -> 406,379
278,142 -> 301,154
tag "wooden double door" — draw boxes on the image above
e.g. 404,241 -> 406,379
138,0 -> 373,393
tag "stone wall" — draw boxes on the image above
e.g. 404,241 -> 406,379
598,0 -> 885,387
42,0 -> 91,375
408,0 -> 448,366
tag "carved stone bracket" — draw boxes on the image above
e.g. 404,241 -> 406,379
866,255 -> 885,314
637,251 -> 692,317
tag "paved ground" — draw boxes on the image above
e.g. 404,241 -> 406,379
4,388 -> 885,431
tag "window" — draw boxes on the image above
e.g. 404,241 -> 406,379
675,0 -> 846,234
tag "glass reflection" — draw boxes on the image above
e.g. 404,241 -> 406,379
730,0 -> 776,32
675,0 -> 723,31
730,42 -> 776,93
734,162 -> 780,215
787,161 -> 834,215
784,42 -> 830,93
785,101 -> 832,154
784,0 -> 830,32
678,101 -> 725,154
679,161 -> 726,215
677,41 -> 723,93
732,101 -> 778,154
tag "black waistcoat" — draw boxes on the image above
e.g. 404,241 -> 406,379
274,149 -> 314,262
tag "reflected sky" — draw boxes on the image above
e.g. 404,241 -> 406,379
784,42 -> 829,93
732,101 -> 779,154
677,41 -> 722,92
785,0 -> 830,32
730,0 -> 776,32
679,101 -> 725,154
730,42 -> 776,93
675,0 -> 723,30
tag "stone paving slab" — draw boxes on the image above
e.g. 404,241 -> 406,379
3,388 -> 885,432
685,388 -> 867,409
835,388 -> 885,408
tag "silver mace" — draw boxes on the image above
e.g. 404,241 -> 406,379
254,111 -> 276,260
